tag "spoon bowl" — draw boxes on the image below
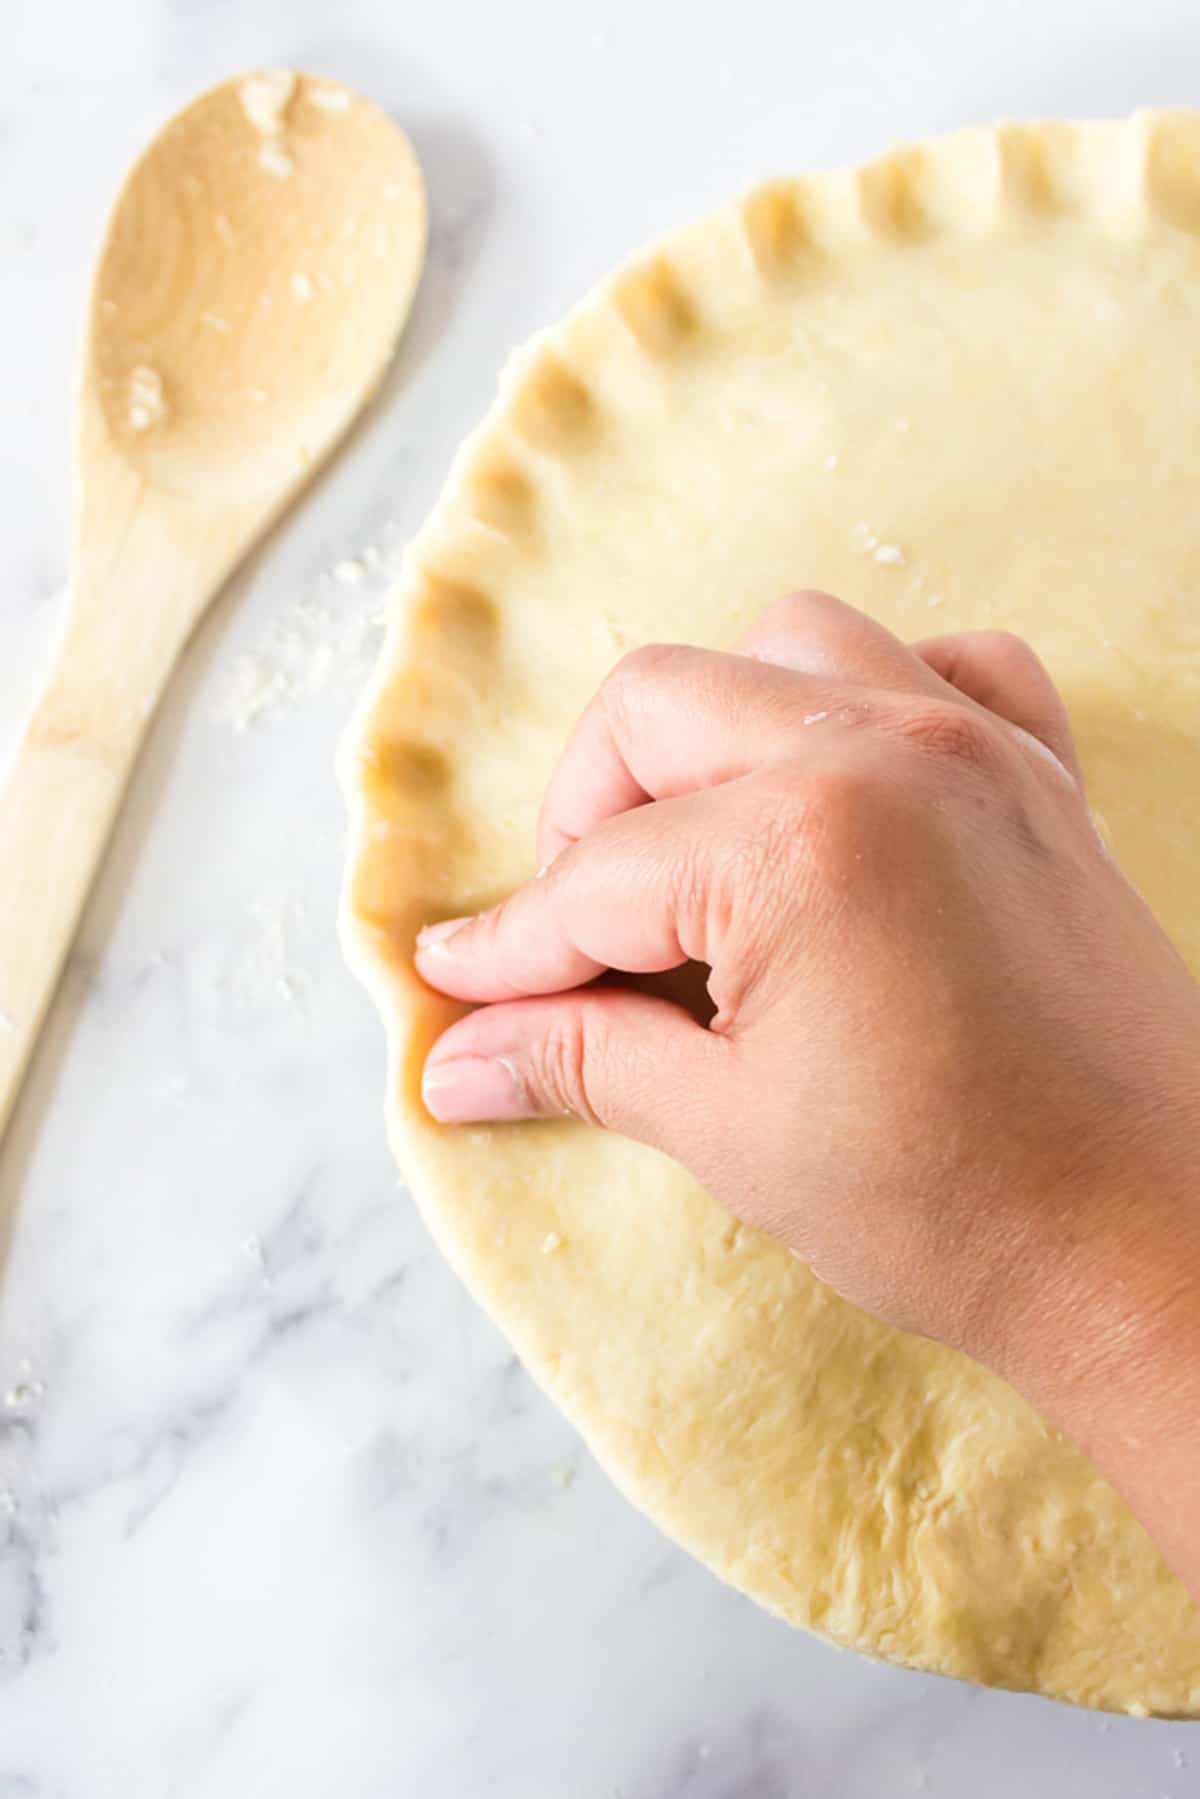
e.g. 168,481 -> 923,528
91,70 -> 425,500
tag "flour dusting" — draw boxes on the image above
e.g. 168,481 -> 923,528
226,897 -> 313,1011
240,69 -> 298,177
217,535 -> 400,732
127,365 -> 167,431
309,84 -> 351,112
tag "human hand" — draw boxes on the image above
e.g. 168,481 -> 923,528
415,591 -> 1200,1583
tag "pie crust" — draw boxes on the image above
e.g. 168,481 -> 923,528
341,114 -> 1200,1713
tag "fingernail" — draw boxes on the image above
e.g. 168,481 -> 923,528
421,1054 -> 531,1123
416,915 -> 472,955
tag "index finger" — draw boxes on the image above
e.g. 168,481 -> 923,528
534,642 -> 829,869
536,591 -> 943,867
417,786 -> 727,1004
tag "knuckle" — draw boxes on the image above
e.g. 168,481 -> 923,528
745,780 -> 814,880
603,641 -> 686,711
531,1005 -> 607,1126
754,764 -> 899,896
601,641 -> 701,755
973,628 -> 1040,671
789,761 -> 889,841
665,824 -> 719,931
703,765 -> 897,1018
737,589 -> 843,660
710,771 -> 831,918
703,782 -> 797,919
759,588 -> 842,633
891,699 -> 996,770
797,771 -> 889,889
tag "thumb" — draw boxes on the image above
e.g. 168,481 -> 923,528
421,985 -> 733,1156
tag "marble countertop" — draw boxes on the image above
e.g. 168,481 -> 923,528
3,1 -> 1200,1793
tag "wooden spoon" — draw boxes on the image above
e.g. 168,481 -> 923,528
0,70 -> 426,1133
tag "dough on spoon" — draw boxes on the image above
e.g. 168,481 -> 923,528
341,114 -> 1200,1714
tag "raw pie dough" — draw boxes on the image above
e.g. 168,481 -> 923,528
341,114 -> 1200,1714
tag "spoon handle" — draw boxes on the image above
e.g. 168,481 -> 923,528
0,574 -> 192,1135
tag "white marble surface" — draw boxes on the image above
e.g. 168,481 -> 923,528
3,1 -> 1200,1792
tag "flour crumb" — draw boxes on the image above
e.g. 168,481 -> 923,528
219,581 -> 385,733
873,543 -> 905,566
592,615 -> 632,652
4,1377 -> 44,1411
223,655 -> 286,731
232,899 -> 312,1011
541,1231 -> 564,1255
291,272 -> 315,303
240,69 -> 296,136
308,83 -> 350,111
127,365 -> 167,431
853,520 -> 879,551
241,69 -> 298,178
218,527 -> 403,731
803,711 -> 829,726
258,140 -> 295,180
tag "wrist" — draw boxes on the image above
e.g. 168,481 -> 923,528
985,1142 -> 1200,1598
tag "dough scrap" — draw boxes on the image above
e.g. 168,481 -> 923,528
340,114 -> 1200,1714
